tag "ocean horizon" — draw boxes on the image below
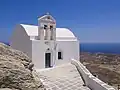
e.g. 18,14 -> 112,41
3,42 -> 120,54
80,43 -> 120,54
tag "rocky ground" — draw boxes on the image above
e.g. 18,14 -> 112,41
80,52 -> 120,89
0,43 -> 45,90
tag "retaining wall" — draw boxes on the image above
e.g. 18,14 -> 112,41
71,59 -> 115,90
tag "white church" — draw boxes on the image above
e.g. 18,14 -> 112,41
10,13 -> 116,90
10,13 -> 79,69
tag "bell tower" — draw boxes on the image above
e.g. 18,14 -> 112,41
38,13 -> 56,41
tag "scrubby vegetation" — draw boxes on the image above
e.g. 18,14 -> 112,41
80,52 -> 120,88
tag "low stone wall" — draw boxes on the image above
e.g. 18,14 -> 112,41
71,59 -> 115,90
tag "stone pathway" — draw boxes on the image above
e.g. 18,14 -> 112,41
37,63 -> 90,90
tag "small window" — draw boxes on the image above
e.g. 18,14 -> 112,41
58,52 -> 62,59
50,25 -> 53,30
44,25 -> 47,29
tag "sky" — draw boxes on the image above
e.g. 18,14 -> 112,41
0,0 -> 120,43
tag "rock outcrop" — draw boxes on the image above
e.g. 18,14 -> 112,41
0,43 -> 45,90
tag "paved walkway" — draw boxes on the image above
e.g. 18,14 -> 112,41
37,63 -> 90,90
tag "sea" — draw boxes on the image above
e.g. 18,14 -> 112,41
80,43 -> 120,54
3,42 -> 120,54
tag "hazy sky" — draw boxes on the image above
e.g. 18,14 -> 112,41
0,0 -> 120,43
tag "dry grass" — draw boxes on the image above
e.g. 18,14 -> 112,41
80,52 -> 120,88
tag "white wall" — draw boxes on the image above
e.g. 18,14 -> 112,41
32,40 -> 46,69
32,40 -> 79,69
32,40 -> 55,69
71,59 -> 115,90
10,25 -> 32,58
55,40 -> 79,65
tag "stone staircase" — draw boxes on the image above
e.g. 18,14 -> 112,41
37,63 -> 91,90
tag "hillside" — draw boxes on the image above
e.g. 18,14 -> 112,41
80,52 -> 120,88
0,43 -> 45,90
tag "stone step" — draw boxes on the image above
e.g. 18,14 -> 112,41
36,63 -> 90,90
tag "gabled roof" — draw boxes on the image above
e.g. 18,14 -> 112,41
19,24 -> 77,41
38,14 -> 56,23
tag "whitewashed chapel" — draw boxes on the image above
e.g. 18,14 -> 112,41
10,13 -> 79,69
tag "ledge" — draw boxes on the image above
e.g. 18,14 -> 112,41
71,59 -> 115,90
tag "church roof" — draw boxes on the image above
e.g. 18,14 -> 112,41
38,14 -> 56,23
20,24 -> 77,41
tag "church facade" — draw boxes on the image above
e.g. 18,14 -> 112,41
10,14 -> 79,69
